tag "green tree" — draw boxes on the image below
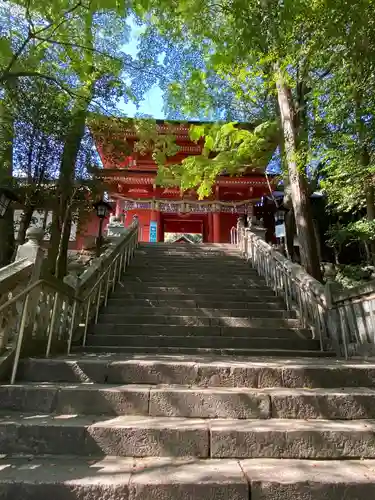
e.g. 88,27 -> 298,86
0,1 -> 156,273
11,78 -> 69,245
135,0 -> 327,278
0,86 -> 16,266
0,0 -> 129,268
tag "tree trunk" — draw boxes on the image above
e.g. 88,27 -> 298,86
284,209 -> 296,260
16,205 -> 34,245
0,93 -> 15,267
55,204 -> 72,279
0,210 -> 15,267
275,68 -> 322,281
353,89 -> 375,264
47,10 -> 95,279
364,185 -> 375,265
47,107 -> 87,278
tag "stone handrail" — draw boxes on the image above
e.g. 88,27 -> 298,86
235,224 -> 375,358
72,224 -> 136,295
0,259 -> 34,296
325,279 -> 375,358
0,222 -> 139,383
237,227 -> 336,353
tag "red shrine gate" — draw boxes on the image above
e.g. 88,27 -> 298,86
115,189 -> 258,243
77,119 -> 273,246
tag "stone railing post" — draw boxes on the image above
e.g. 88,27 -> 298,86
236,218 -> 245,254
324,279 -> 343,357
15,227 -> 45,340
15,227 -> 45,282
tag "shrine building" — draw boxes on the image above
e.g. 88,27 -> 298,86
78,119 -> 274,246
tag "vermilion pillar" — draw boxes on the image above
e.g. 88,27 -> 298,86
213,210 -> 221,243
150,209 -> 161,242
115,199 -> 123,217
213,186 -> 221,243
206,212 -> 213,243
158,211 -> 164,242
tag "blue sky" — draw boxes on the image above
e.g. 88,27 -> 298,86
116,21 -> 281,174
121,85 -> 164,118
119,21 -> 165,118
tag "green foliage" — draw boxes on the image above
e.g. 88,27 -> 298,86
335,265 -> 373,289
0,0 -> 130,88
327,219 -> 375,250
156,120 -> 279,198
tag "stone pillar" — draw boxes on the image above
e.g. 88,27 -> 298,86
14,227 -> 46,353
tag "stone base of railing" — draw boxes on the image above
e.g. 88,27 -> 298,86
0,349 -> 15,381
347,342 -> 375,358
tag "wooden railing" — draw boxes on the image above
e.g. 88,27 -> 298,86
0,222 -> 139,383
234,225 -> 375,358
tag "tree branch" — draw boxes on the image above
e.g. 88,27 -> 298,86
33,35 -> 122,63
33,1 -> 85,37
0,0 -> 86,82
1,33 -> 34,79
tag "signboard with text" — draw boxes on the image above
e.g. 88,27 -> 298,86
149,221 -> 158,242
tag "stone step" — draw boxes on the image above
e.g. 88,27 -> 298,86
78,346 -> 331,357
121,278 -> 267,287
2,455 -> 374,500
133,257 -> 244,262
127,261 -> 253,268
138,244 -> 238,249
133,250 -> 241,256
243,459 -> 375,499
97,315 -> 301,328
19,356 -> 360,387
106,298 -> 285,309
111,291 -> 277,301
118,285 -> 270,293
135,255 -> 242,259
123,275 -> 260,283
126,267 -> 257,274
103,306 -> 297,319
0,413 -> 374,458
3,383 -> 375,419
130,266 -> 250,272
0,456 -> 246,500
132,255 -> 244,260
129,263 -> 250,269
132,254 -> 242,258
85,334 -> 317,351
137,248 -> 240,254
124,269 -> 260,276
133,261 -> 245,265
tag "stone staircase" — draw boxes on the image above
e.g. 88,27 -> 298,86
83,243 -> 330,357
1,243 -> 375,498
